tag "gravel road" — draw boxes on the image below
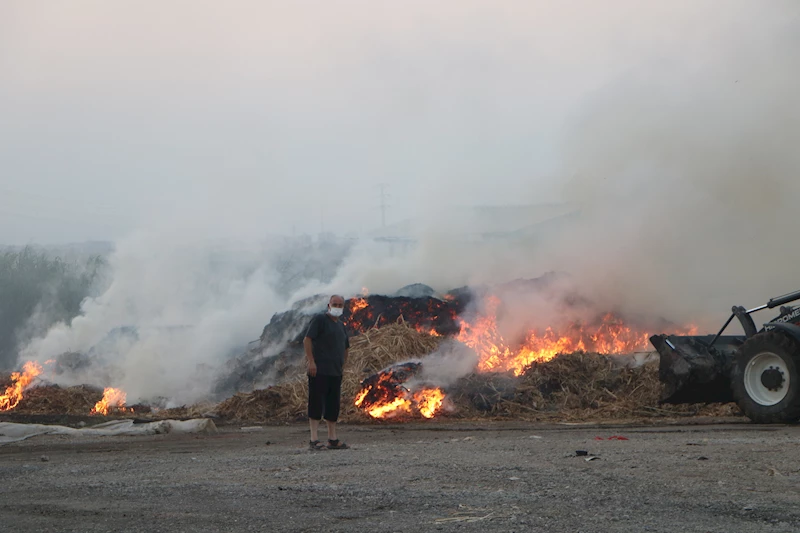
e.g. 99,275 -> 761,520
1,419 -> 799,532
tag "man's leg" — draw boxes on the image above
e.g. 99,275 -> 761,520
323,376 -> 345,446
307,375 -> 325,444
309,418 -> 321,441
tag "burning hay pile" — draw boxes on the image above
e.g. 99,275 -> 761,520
184,280 -> 736,424
1,365 -> 141,418
1,278 -> 738,424
216,320 -> 443,422
214,321 -> 740,424
11,385 -> 103,415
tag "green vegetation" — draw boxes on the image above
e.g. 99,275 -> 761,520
0,247 -> 106,370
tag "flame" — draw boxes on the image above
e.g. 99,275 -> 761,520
0,361 -> 43,411
367,396 -> 412,418
356,387 -> 446,419
349,297 -> 369,314
457,297 -> 693,376
354,388 -> 369,407
90,387 -> 131,416
354,370 -> 408,418
354,362 -> 446,419
414,388 -> 445,418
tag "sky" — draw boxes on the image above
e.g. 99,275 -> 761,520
2,0 -> 775,245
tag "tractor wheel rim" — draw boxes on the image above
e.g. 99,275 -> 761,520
744,351 -> 790,406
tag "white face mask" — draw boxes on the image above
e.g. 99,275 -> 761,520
328,306 -> 343,317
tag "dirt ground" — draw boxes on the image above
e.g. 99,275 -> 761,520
2,418 -> 800,533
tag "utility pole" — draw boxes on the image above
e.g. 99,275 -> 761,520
379,183 -> 388,228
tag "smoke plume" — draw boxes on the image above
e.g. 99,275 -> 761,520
9,1 -> 800,403
541,6 -> 800,331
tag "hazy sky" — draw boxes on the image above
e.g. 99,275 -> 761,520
1,1 -> 796,244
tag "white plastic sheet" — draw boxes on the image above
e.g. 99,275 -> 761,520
0,418 -> 217,445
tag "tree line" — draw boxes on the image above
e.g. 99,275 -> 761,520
0,247 -> 106,370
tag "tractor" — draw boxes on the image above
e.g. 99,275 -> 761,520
651,289 -> 800,423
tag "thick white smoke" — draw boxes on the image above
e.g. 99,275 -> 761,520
305,0 -> 800,336
13,1 -> 800,404
417,341 -> 480,387
20,232 -> 284,405
537,8 -> 800,332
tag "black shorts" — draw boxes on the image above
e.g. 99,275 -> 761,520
307,375 -> 343,422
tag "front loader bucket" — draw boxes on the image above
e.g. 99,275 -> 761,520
650,334 -> 742,404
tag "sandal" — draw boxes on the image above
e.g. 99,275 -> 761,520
327,439 -> 349,450
309,440 -> 327,451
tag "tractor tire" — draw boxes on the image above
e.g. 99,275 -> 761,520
731,331 -> 800,423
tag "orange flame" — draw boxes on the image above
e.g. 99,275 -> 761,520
90,387 -> 130,416
354,369 -> 446,419
458,297 -> 694,376
414,388 -> 445,418
354,388 -> 369,407
0,361 -> 43,411
357,389 -> 448,419
349,297 -> 369,314
354,375 -> 409,418
366,396 -> 412,418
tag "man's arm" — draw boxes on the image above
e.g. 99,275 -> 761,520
304,337 -> 317,377
344,331 -> 350,367
304,316 -> 321,377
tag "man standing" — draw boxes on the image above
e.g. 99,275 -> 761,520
304,294 -> 350,450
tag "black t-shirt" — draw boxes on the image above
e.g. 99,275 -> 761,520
305,313 -> 350,376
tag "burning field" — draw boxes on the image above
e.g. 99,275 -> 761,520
0,278 -> 737,425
